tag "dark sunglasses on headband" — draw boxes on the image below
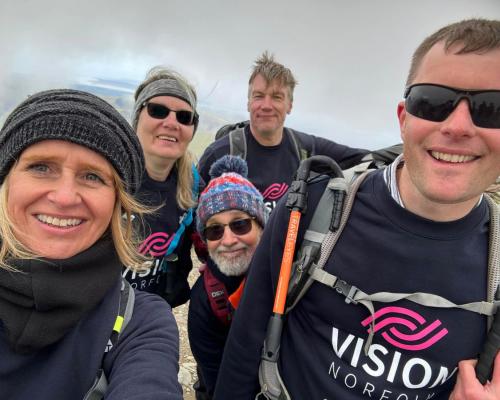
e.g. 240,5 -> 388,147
143,102 -> 198,126
404,83 -> 500,129
203,217 -> 255,241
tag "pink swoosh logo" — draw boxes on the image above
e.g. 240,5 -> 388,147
361,306 -> 448,351
262,183 -> 289,200
138,232 -> 173,257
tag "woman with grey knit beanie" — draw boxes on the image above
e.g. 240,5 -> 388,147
123,66 -> 205,308
0,89 -> 182,400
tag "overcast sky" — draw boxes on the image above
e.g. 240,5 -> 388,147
1,0 -> 499,149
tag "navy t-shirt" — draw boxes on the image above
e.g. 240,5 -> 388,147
122,171 -> 194,307
198,126 -> 368,212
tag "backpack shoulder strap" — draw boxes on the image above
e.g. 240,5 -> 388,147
83,370 -> 108,400
110,279 -> 135,344
160,163 -> 199,272
286,170 -> 368,312
342,161 -> 373,183
476,194 -> 500,382
287,128 -> 311,161
285,163 -> 372,311
83,279 -> 135,400
201,264 -> 232,326
215,120 -> 249,141
229,127 -> 247,159
486,194 -> 500,304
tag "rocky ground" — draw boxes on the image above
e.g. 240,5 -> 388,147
173,261 -> 201,400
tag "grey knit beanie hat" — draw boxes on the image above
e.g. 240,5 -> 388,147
0,89 -> 144,194
132,70 -> 199,132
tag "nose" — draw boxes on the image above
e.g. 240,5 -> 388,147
220,226 -> 239,247
261,95 -> 273,109
440,99 -> 476,138
46,175 -> 82,207
162,110 -> 179,128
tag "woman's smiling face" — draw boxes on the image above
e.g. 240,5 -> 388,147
6,140 -> 116,259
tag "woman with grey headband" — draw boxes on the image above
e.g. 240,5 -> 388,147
123,67 -> 205,307
0,89 -> 182,399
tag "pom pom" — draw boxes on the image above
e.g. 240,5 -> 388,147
209,155 -> 248,179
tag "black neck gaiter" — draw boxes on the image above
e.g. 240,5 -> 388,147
0,237 -> 121,354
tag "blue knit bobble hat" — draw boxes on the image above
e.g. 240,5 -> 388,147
196,155 -> 267,238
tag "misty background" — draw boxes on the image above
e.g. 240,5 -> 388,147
1,0 -> 499,156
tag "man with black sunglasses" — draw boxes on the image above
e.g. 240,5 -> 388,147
215,19 -> 500,400
188,155 -> 267,400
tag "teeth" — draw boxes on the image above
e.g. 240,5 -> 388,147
37,214 -> 82,227
158,135 -> 177,142
431,151 -> 475,163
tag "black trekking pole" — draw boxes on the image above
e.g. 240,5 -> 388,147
259,156 -> 342,399
475,312 -> 500,384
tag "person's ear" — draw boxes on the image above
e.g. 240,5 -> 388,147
397,101 -> 407,141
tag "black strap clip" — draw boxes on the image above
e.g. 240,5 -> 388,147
333,279 -> 359,305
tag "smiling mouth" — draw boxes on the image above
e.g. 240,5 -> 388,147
218,248 -> 247,257
157,135 -> 177,142
36,214 -> 83,228
430,151 -> 477,163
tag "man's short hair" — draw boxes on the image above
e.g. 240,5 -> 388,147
248,51 -> 298,101
407,18 -> 500,86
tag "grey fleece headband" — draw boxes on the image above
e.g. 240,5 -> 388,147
0,89 -> 144,194
132,78 -> 198,130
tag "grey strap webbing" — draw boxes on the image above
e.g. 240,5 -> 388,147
285,162 -> 371,312
229,128 -> 247,159
84,369 -> 108,400
228,126 -> 308,162
286,128 -> 308,161
311,190 -> 500,310
309,176 -> 500,352
83,280 -> 135,400
486,194 -> 500,305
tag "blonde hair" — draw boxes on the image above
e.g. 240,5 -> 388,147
176,150 -> 198,210
0,169 -> 151,271
109,169 -> 152,269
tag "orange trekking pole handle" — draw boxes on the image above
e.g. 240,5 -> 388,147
273,210 -> 302,314
262,156 -> 343,366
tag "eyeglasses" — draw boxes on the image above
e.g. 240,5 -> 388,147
143,102 -> 198,126
203,218 -> 255,241
404,83 -> 500,129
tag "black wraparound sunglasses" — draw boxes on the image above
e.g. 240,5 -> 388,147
404,83 -> 500,129
143,102 -> 199,126
203,218 -> 255,241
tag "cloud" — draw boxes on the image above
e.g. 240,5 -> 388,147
1,0 -> 499,147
